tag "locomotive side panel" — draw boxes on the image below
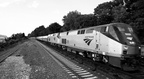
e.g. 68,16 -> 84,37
99,33 -> 109,54
48,34 -> 55,43
61,32 -> 96,52
42,36 -> 48,42
53,33 -> 60,44
98,32 -> 122,57
108,37 -> 123,57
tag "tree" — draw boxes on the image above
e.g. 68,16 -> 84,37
47,22 -> 62,34
62,10 -> 81,31
94,1 -> 115,16
112,5 -> 129,23
61,11 -> 97,32
29,25 -> 46,37
76,14 -> 97,28
94,1 -> 115,25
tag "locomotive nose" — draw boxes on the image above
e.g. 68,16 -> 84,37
112,24 -> 141,56
123,45 -> 140,55
122,32 -> 141,55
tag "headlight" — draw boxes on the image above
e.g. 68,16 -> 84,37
129,41 -> 135,45
124,46 -> 128,50
123,50 -> 127,54
139,47 -> 141,49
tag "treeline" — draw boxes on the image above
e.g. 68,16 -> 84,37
28,23 -> 62,37
28,0 -> 144,43
5,33 -> 27,44
0,33 -> 27,51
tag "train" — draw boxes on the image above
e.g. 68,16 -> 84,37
37,23 -> 141,71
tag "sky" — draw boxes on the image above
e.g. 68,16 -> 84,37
0,0 -> 111,37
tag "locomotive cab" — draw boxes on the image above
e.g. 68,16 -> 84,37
97,23 -> 141,70
101,23 -> 141,55
110,24 -> 141,55
108,23 -> 141,70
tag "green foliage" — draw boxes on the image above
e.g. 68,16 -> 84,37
112,5 -> 129,23
28,23 -> 62,37
61,11 -> 97,31
11,33 -> 26,39
29,25 -> 46,37
94,1 -> 115,25
0,33 -> 27,51
94,1 -> 114,16
62,10 -> 81,31
47,22 -> 62,34
75,14 -> 97,28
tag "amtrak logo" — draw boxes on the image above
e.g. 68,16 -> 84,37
84,38 -> 93,46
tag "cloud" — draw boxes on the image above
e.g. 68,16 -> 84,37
14,0 -> 26,4
28,1 -> 39,8
14,0 -> 25,2
0,0 -> 26,7
0,2 -> 11,7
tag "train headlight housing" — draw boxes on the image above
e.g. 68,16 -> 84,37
123,50 -> 127,54
123,46 -> 128,50
123,46 -> 128,54
129,41 -> 135,45
139,46 -> 141,49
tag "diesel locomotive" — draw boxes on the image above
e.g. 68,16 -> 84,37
37,23 -> 141,70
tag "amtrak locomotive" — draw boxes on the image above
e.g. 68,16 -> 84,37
37,23 -> 141,70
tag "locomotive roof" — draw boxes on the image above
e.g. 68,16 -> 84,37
62,23 -> 128,33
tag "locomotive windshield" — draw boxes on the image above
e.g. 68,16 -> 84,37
108,26 -> 119,41
117,26 -> 133,33
112,24 -> 140,45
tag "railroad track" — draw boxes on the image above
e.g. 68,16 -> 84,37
39,40 -> 144,79
0,42 -> 24,63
